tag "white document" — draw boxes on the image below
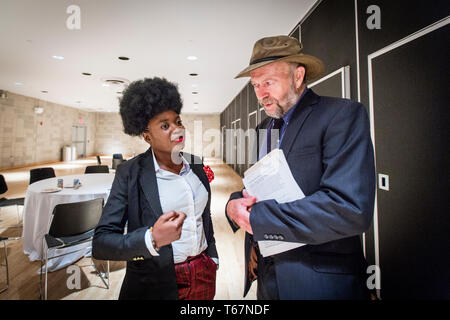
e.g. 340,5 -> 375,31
243,148 -> 306,257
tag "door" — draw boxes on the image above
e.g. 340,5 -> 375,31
369,20 -> 449,299
71,126 -> 86,159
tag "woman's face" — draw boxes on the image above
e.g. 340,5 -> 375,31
142,110 -> 185,157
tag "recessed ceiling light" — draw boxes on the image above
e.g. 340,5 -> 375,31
41,90 -> 48,93
192,92 -> 198,94
187,56 -> 198,61
82,72 -> 92,76
118,56 -> 130,61
194,102 -> 199,104
189,73 -> 198,76
52,55 -> 64,60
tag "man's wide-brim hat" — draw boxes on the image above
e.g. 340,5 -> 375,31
235,35 -> 325,82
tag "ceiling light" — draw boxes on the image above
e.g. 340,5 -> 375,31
82,72 -> 92,76
15,82 -> 23,86
189,73 -> 198,76
41,90 -> 48,93
118,56 -> 130,60
52,55 -> 64,60
187,56 -> 198,61
192,92 -> 198,94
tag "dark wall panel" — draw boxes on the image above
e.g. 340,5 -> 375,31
371,24 -> 450,299
357,0 -> 450,113
301,0 -> 357,100
309,73 -> 343,98
357,0 -> 450,275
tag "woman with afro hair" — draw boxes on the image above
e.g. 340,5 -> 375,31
93,77 -> 219,300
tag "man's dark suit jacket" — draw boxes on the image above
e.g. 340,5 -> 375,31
227,89 -> 376,299
93,148 -> 218,300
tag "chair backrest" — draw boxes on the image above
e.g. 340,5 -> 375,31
49,198 -> 104,238
29,167 -> 56,185
84,165 -> 109,174
112,158 -> 126,170
0,174 -> 8,195
96,155 -> 102,165
112,153 -> 123,160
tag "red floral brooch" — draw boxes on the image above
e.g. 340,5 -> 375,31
203,165 -> 214,183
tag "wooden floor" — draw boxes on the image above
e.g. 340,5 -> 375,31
0,156 -> 257,300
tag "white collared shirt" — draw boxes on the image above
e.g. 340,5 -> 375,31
144,150 -> 214,264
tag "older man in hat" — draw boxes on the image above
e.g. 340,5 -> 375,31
226,36 -> 376,300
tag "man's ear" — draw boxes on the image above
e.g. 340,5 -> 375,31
294,65 -> 306,89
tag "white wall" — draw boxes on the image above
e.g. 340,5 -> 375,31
0,91 -> 96,169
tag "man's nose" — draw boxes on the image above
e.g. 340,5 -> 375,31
255,87 -> 269,100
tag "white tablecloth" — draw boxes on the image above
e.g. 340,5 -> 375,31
22,173 -> 115,272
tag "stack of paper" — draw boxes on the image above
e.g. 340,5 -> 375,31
243,148 -> 306,257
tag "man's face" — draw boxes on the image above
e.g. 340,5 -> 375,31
142,110 -> 185,157
250,61 -> 303,118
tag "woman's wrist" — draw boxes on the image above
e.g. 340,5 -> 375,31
149,226 -> 160,252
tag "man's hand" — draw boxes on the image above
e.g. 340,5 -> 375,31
242,189 -> 256,212
152,211 -> 186,248
226,190 -> 257,234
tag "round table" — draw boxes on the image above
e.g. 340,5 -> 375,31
22,173 -> 115,272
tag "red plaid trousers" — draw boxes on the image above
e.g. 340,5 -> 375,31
174,252 -> 217,300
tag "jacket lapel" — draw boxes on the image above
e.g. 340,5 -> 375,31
279,89 -> 320,156
139,150 -> 210,220
138,148 -> 163,218
184,153 -> 211,194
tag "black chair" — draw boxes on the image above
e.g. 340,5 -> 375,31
112,154 -> 123,160
40,198 -> 109,300
0,237 -> 9,294
0,174 -> 25,239
29,167 -> 56,185
84,165 -> 109,174
112,158 -> 126,170
96,156 -> 102,165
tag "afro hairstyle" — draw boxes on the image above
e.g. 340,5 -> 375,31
119,77 -> 183,136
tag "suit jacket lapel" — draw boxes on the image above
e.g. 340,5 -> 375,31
280,89 -> 320,156
138,147 -> 163,219
139,150 -> 210,219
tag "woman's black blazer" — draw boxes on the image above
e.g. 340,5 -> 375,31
92,147 -> 218,299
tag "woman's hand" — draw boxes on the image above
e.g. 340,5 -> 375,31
151,211 -> 186,248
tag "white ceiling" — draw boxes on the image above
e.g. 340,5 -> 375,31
0,0 -> 317,114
